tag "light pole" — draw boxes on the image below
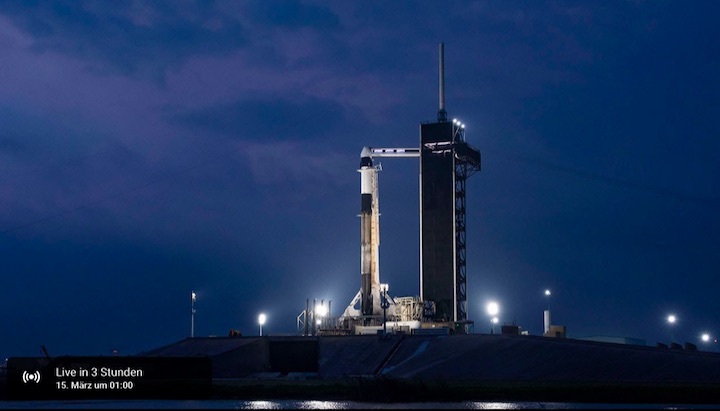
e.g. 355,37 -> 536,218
258,313 -> 266,336
380,284 -> 390,336
190,291 -> 196,338
486,301 -> 499,334
315,302 -> 327,335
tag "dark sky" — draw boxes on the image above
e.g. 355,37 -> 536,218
1,1 -> 719,357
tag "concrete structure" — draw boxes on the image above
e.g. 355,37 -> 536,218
578,335 -> 647,346
544,325 -> 567,338
142,334 -> 720,384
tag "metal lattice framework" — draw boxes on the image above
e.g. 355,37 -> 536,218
455,162 -> 468,322
394,296 -> 424,321
452,124 -> 480,323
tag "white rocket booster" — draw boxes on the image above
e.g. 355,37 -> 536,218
359,147 -> 380,316
339,147 -> 420,320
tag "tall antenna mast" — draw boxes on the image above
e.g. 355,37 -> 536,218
437,42 -> 447,122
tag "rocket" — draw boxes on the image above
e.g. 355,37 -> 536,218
356,147 -> 419,317
341,147 -> 417,321
359,147 -> 380,316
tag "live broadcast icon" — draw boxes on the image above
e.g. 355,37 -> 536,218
22,370 -> 42,384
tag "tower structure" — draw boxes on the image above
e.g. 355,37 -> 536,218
419,43 -> 481,324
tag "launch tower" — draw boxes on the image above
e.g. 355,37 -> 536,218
420,43 -> 481,326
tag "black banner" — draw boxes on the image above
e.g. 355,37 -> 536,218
6,356 -> 211,400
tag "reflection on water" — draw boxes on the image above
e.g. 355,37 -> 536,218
244,400 -> 282,409
469,403 -> 525,409
296,401 -> 349,409
1,400 -> 719,409
242,400 -> 352,410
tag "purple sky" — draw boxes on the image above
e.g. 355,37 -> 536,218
2,1 -> 719,357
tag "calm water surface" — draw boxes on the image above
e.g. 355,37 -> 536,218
1,400 -> 719,409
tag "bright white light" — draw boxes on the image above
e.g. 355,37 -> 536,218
667,314 -> 676,324
380,283 -> 389,292
303,401 -> 344,410
481,403 -> 519,410
315,304 -> 328,317
258,313 -> 266,325
191,292 -> 196,301
545,289 -> 551,296
453,118 -> 458,123
316,319 -> 321,325
492,317 -> 499,324
486,301 -> 499,316
461,123 -> 465,129
246,401 -> 279,410
702,333 -> 710,342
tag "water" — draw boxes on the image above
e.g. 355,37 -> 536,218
1,400 -> 719,409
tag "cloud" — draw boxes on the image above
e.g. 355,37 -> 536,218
246,0 -> 339,29
237,139 -> 350,189
1,0 -> 246,83
169,96 -> 347,142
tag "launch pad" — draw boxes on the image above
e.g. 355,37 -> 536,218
298,43 -> 480,336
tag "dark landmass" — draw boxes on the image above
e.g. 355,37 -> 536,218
148,333 -> 720,403
3,334 -> 720,403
